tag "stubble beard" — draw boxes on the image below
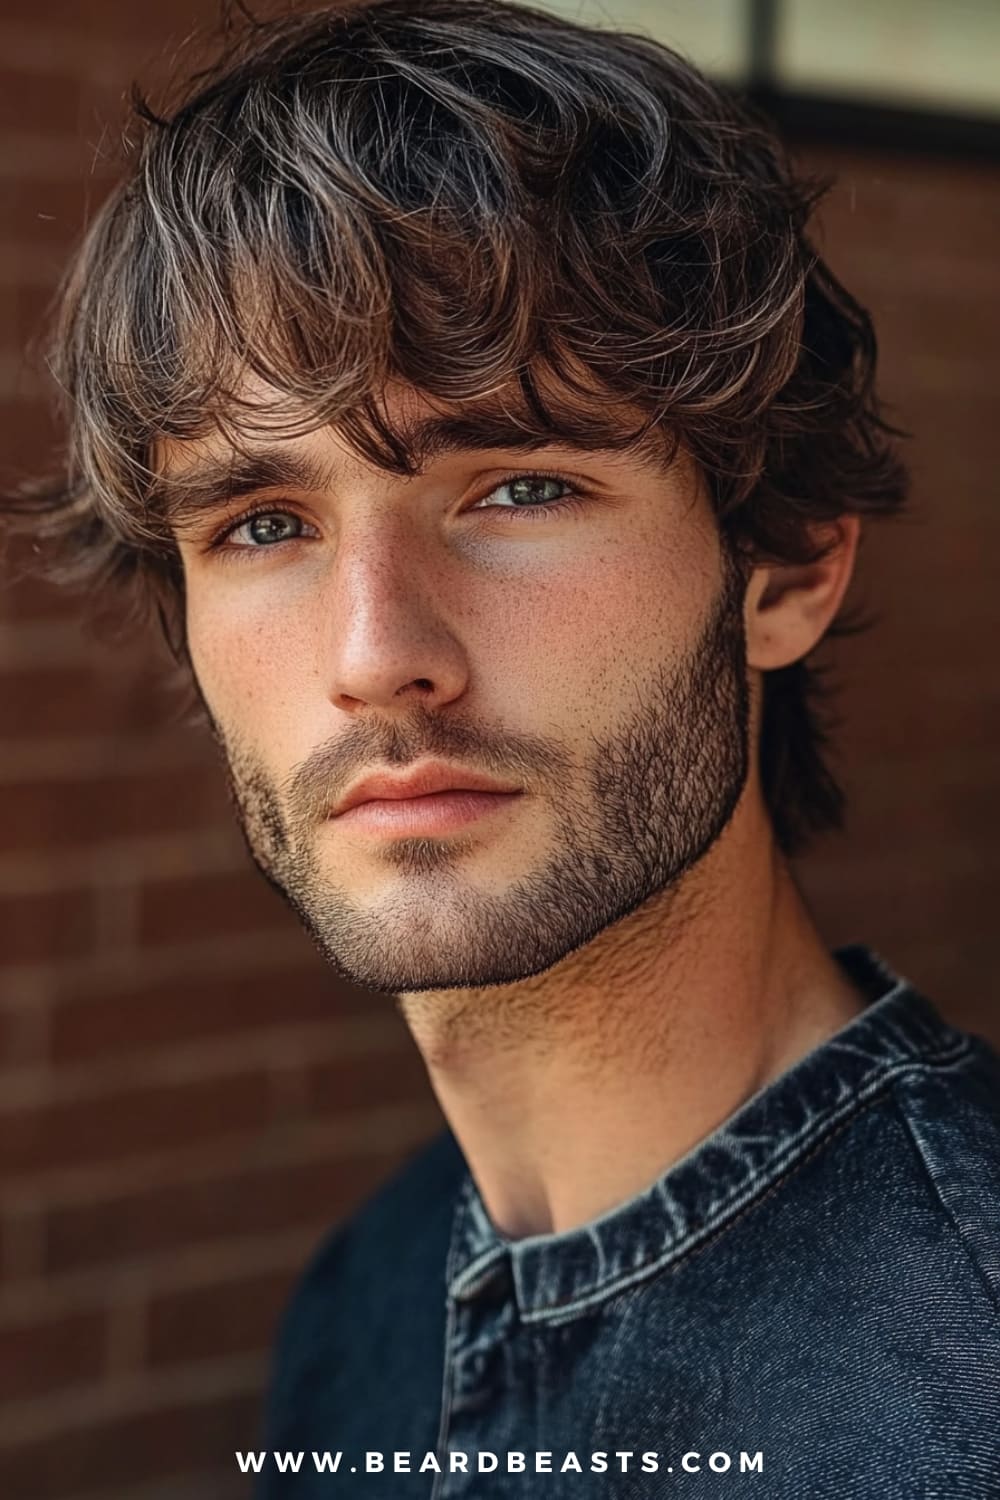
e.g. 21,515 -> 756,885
210,549 -> 752,995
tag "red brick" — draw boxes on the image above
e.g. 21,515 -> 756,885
889,936 -> 1000,1040
0,661 -> 188,738
42,1140 -> 434,1274
0,764 -> 230,856
845,754 -> 995,853
0,1010 -> 13,1071
801,842 -> 998,949
299,1046 -> 432,1120
147,1269 -> 292,1368
0,886 -> 95,965
137,868 -> 301,948
0,398 -> 60,481
0,68 -> 86,138
0,1309 -> 105,1402
809,148 -> 1000,264
840,675 -> 1000,761
0,1069 -> 274,1180
0,1003 -> 46,1074
0,278 -> 57,357
0,1389 -> 261,1500
51,963 -> 377,1064
0,525 -> 169,631
0,0 -> 203,33
0,173 -> 110,254
876,287 -> 1000,367
0,547 -> 94,624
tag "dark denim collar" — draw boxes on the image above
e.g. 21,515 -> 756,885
445,944 -> 971,1325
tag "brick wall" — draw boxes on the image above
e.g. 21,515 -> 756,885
0,6 -> 997,1497
791,144 -> 1000,1037
0,14 -> 443,1496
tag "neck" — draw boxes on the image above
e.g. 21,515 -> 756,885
397,794 -> 865,1240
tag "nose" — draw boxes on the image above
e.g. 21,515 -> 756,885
324,520 -> 470,714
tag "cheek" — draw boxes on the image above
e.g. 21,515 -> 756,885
480,535 -> 707,724
183,514 -> 718,743
185,586 -> 309,742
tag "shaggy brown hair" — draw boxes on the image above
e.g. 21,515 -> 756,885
4,0 -> 908,855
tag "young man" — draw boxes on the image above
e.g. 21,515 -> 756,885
10,0 -> 999,1494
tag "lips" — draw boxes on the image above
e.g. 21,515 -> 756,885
331,761 -> 522,816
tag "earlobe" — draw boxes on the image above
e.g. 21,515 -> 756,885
745,515 -> 861,672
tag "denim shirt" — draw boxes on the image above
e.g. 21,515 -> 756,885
254,945 -> 1000,1498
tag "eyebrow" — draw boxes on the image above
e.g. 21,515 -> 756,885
153,411 -> 666,530
152,450 -> 337,531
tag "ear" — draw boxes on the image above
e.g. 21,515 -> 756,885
745,515 -> 861,671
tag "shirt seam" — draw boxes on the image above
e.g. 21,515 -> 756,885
888,1080 -> 1000,1321
429,1188 -> 468,1500
520,1041 -> 972,1326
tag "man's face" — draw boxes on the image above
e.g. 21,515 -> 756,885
167,387 -> 751,995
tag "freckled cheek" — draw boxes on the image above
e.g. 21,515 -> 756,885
186,594 -> 306,734
477,556 -> 676,718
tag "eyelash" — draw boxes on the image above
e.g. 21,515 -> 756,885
205,471 -> 589,561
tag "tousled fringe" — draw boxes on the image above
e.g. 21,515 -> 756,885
2,0 -> 909,855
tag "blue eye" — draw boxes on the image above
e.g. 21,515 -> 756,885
211,506 -> 319,556
467,473 -> 588,523
479,475 -> 572,509
229,511 -> 304,546
209,470 -> 586,562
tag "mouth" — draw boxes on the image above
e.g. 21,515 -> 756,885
331,787 -> 524,838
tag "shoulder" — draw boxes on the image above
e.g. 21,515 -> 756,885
263,1126 -> 467,1415
887,1029 -> 1000,1314
281,1123 -> 466,1317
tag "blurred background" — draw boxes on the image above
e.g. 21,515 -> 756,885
0,1 -> 997,1496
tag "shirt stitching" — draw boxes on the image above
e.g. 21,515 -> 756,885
521,1043 -> 972,1326
889,1081 -> 1000,1321
429,1182 -> 469,1500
